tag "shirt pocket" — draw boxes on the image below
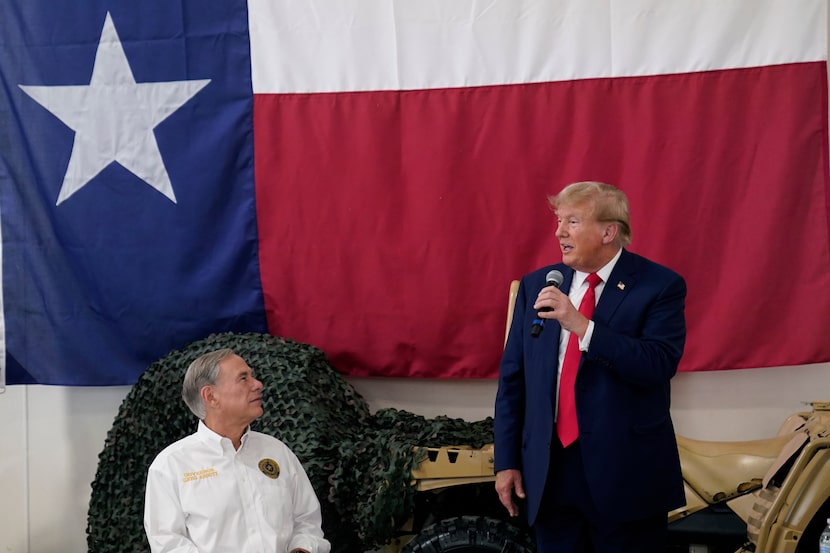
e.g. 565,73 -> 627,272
255,469 -> 292,525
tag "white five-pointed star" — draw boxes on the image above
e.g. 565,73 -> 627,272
19,12 -> 210,205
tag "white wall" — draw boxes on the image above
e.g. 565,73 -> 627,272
2,364 -> 830,553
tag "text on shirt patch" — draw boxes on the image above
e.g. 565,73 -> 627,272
182,468 -> 218,483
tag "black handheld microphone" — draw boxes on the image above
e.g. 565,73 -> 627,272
530,269 -> 564,338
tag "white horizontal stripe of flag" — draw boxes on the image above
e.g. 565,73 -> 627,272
249,0 -> 827,94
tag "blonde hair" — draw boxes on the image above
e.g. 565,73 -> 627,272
549,181 -> 631,246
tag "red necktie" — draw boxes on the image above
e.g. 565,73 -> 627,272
557,272 -> 602,447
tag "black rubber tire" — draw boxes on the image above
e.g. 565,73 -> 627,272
401,515 -> 535,552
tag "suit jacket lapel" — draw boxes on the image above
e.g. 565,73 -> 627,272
594,249 -> 637,325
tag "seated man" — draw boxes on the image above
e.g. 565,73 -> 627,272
144,348 -> 331,553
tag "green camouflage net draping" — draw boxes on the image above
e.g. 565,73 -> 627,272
87,332 -> 494,553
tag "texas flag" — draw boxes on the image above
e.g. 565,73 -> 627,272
1,0 -> 828,386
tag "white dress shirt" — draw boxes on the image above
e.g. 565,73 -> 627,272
144,421 -> 331,553
554,248 -> 622,419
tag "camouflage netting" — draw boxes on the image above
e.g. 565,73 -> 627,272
87,332 -> 494,553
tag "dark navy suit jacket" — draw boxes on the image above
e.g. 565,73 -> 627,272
494,249 -> 686,525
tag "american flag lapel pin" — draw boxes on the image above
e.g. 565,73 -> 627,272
617,281 -> 626,290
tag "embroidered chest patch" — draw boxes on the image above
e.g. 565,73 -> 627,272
258,458 -> 280,479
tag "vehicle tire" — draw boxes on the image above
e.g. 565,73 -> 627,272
401,515 -> 535,552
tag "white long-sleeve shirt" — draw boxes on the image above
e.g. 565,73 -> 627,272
144,421 -> 331,553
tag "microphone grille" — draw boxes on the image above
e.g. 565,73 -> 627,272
546,270 -> 564,287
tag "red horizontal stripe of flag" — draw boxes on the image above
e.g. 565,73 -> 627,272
254,61 -> 830,377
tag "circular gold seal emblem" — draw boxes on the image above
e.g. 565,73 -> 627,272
258,458 -> 280,479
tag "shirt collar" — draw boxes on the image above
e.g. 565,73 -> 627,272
573,248 -> 622,288
196,420 -> 251,453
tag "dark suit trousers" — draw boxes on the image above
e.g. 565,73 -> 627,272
533,439 -> 667,553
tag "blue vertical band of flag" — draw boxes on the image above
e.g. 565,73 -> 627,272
0,0 -> 268,385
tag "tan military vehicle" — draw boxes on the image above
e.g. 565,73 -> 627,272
391,281 -> 830,552
392,402 -> 830,553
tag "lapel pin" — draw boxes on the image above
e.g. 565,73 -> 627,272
617,281 -> 626,290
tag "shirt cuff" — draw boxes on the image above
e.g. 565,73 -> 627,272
579,320 -> 595,351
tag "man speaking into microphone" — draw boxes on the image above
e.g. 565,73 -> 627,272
494,181 -> 686,553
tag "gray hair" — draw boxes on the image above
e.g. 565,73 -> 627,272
182,348 -> 236,419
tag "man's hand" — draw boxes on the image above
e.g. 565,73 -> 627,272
495,469 -> 525,517
534,286 -> 589,338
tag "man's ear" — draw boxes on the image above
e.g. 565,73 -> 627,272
200,385 -> 215,408
602,222 -> 619,244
